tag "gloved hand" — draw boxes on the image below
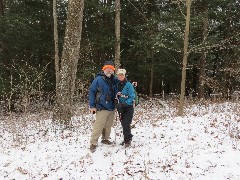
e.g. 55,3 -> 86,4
116,92 -> 122,96
116,103 -> 127,113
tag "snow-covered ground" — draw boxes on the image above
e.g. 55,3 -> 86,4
0,100 -> 240,179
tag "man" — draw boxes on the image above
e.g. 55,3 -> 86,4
89,61 -> 117,153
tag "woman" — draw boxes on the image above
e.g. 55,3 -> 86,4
115,69 -> 135,147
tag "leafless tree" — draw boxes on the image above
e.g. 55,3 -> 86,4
53,0 -> 85,127
53,0 -> 60,92
115,0 -> 121,70
178,0 -> 192,116
198,1 -> 208,100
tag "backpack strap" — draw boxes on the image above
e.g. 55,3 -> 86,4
117,79 -> 127,92
95,75 -> 115,105
102,75 -> 115,98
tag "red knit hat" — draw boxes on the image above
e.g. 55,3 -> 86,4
102,61 -> 115,70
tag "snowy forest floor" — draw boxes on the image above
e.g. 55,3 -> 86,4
0,99 -> 240,179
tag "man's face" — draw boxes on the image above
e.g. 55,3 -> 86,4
104,68 -> 114,77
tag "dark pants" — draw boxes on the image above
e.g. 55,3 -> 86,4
120,105 -> 134,142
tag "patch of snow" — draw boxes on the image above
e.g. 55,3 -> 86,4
0,101 -> 240,179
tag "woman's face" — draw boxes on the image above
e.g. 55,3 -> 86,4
117,74 -> 125,81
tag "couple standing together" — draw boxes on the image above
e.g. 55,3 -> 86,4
89,61 -> 136,153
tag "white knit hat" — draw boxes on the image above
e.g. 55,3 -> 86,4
117,69 -> 126,75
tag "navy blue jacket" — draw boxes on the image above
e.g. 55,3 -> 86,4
89,74 -> 118,110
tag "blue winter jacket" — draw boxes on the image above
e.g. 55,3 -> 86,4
117,81 -> 135,105
89,74 -> 118,110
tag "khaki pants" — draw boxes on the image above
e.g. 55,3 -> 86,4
90,110 -> 115,145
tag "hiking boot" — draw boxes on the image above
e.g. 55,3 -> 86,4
90,144 -> 97,153
101,139 -> 112,145
125,141 -> 131,148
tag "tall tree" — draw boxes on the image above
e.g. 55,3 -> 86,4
149,49 -> 154,97
53,0 -> 60,91
115,0 -> 121,70
178,0 -> 192,116
53,0 -> 84,126
197,0 -> 208,100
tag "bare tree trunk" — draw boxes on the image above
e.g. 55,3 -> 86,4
115,0 -> 121,71
198,2 -> 208,100
149,50 -> 154,97
53,0 -> 84,127
178,0 -> 191,116
224,67 -> 230,100
0,0 -> 9,82
53,0 -> 60,92
162,77 -> 165,100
